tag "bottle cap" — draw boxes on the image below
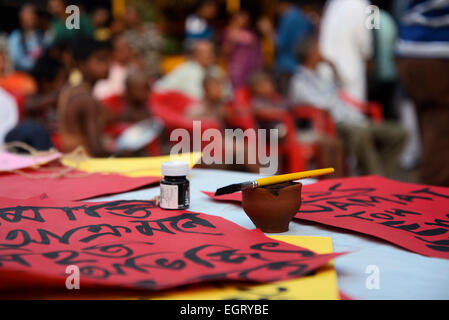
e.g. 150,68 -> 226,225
161,161 -> 189,177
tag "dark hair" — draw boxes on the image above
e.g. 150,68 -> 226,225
299,0 -> 327,9
31,54 -> 64,84
370,0 -> 391,11
193,0 -> 217,13
248,70 -> 272,92
72,37 -> 111,63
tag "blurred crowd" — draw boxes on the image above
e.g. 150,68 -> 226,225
0,0 -> 448,186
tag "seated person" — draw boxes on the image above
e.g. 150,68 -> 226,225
94,34 -> 138,100
26,54 -> 67,133
248,70 -> 291,112
185,72 -> 226,125
249,69 -> 344,176
118,69 -> 151,123
155,40 -> 231,100
5,54 -> 67,151
289,32 -> 407,177
0,34 -> 36,96
247,70 -> 290,138
58,37 -> 112,157
184,0 -> 217,48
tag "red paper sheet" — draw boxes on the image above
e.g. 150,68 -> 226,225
204,176 -> 449,260
0,171 -> 161,201
0,197 -> 342,291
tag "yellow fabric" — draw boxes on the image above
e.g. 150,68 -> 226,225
62,152 -> 202,177
148,235 -> 339,300
160,55 -> 187,75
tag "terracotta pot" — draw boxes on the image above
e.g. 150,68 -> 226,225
242,182 -> 302,233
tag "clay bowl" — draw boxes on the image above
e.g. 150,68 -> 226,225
242,182 -> 302,233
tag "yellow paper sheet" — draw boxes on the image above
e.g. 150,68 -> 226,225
62,152 -> 202,177
145,235 -> 339,300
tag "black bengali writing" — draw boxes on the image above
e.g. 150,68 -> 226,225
301,183 -> 449,253
0,204 -> 223,250
0,224 -> 132,249
0,200 -> 157,225
130,213 -> 224,237
192,259 -> 311,284
0,240 -> 315,288
301,184 -> 448,210
184,244 -> 269,268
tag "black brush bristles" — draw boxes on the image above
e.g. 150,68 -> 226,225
214,183 -> 243,196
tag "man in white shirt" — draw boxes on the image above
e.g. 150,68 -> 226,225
154,40 -> 230,101
0,87 -> 18,144
319,0 -> 373,102
290,32 -> 406,177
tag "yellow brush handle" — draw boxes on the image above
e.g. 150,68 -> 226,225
256,168 -> 335,187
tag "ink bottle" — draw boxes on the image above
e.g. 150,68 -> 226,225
160,161 -> 190,210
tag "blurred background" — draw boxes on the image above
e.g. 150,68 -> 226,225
0,0 -> 448,186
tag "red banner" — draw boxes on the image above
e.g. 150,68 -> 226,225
204,176 -> 449,260
0,171 -> 160,200
0,197 -> 342,291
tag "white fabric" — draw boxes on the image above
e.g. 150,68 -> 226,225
154,61 -> 206,99
319,0 -> 373,102
397,39 -> 449,58
154,61 -> 230,100
0,87 -> 19,144
93,63 -> 128,100
185,15 -> 208,34
289,65 -> 367,126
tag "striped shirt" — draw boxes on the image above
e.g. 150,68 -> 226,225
397,0 -> 449,58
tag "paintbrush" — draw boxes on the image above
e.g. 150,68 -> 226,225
214,168 -> 335,196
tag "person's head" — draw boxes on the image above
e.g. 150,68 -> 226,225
296,30 -> 321,69
112,34 -> 132,65
196,0 -> 217,20
230,10 -> 250,29
92,7 -> 111,29
190,40 -> 215,68
124,5 -> 141,27
31,54 -> 66,93
248,70 -> 276,98
277,0 -> 296,15
48,40 -> 74,69
72,37 -> 111,84
20,4 -> 39,30
299,0 -> 327,21
47,0 -> 66,18
203,72 -> 223,103
125,69 -> 150,107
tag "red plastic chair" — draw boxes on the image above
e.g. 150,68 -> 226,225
150,91 -> 223,153
339,91 -> 384,123
290,105 -> 338,169
100,94 -> 162,155
100,94 -> 126,117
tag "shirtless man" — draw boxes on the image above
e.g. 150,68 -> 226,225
119,69 -> 151,123
58,37 -> 111,157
